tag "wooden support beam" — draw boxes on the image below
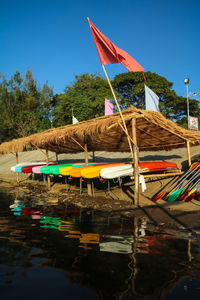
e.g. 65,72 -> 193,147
186,140 -> 191,167
131,171 -> 183,180
16,152 -> 19,185
132,118 -> 139,207
84,144 -> 92,197
92,151 -> 95,162
46,149 -> 51,190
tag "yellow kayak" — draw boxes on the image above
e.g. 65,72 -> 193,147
81,163 -> 125,179
59,166 -> 73,176
60,162 -> 101,176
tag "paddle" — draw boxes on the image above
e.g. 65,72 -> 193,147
167,169 -> 200,202
163,164 -> 200,201
183,178 -> 200,202
176,176 -> 200,201
153,162 -> 200,202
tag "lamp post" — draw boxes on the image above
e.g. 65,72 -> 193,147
184,78 -> 190,129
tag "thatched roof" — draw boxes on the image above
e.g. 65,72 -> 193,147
1,107 -> 200,154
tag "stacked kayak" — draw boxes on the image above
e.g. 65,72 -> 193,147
100,161 -> 178,179
60,162 -> 108,177
40,163 -> 73,175
40,162 -> 103,176
11,162 -> 47,173
80,162 -> 126,179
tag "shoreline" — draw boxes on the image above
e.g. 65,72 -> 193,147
1,174 -> 200,236
1,148 -> 200,233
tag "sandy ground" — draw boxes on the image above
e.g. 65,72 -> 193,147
0,147 -> 200,233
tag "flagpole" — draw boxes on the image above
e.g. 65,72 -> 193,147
102,65 -> 134,159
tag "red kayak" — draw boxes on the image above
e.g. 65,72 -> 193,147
21,163 -> 59,173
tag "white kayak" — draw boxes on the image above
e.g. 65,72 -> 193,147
100,164 -> 133,179
100,161 -> 179,179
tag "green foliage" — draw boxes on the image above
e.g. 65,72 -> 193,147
112,71 -> 200,126
52,73 -> 112,127
1,69 -> 199,144
0,69 -> 53,142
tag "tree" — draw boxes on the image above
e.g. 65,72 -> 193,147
52,73 -> 112,127
111,71 -> 200,127
0,69 -> 53,142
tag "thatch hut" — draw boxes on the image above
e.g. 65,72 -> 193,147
1,107 -> 200,200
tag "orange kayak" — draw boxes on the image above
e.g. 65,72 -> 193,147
80,162 -> 126,179
69,163 -> 123,178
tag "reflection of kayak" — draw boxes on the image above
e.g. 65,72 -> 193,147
81,163 -> 126,179
100,162 -> 178,179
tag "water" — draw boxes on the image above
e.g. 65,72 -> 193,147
0,188 -> 200,300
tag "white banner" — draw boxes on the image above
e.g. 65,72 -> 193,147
189,116 -> 198,130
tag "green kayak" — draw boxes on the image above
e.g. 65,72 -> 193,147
40,163 -> 73,175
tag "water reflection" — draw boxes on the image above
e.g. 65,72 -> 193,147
1,188 -> 200,300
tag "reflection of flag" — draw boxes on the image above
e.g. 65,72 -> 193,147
72,115 -> 78,124
145,85 -> 159,112
105,99 -> 114,116
87,18 -> 144,72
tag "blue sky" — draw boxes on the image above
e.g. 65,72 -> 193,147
1,0 -> 199,100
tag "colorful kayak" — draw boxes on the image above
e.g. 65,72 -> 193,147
32,165 -> 44,174
21,164 -> 48,173
13,162 -> 47,173
40,163 -> 73,175
80,163 -> 126,179
100,161 -> 178,179
59,166 -> 73,176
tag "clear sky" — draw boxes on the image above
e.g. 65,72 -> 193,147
1,0 -> 199,100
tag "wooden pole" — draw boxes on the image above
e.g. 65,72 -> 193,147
132,118 -> 139,206
92,151 -> 95,162
55,152 -> 58,163
84,144 -> 92,196
16,152 -> 19,185
186,141 -> 191,167
102,65 -> 134,159
46,149 -> 51,190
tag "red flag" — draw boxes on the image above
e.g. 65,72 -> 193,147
87,18 -> 144,72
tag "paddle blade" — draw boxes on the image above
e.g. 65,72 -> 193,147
167,189 -> 182,202
183,189 -> 194,201
177,189 -> 190,201
153,190 -> 167,202
185,191 -> 197,202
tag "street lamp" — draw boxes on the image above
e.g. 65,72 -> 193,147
184,77 -> 190,129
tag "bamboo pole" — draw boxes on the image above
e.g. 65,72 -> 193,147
46,149 -> 51,190
16,152 -> 19,185
132,118 -> 139,206
84,144 -> 92,196
186,140 -> 191,167
102,65 -> 134,159
92,151 -> 95,162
